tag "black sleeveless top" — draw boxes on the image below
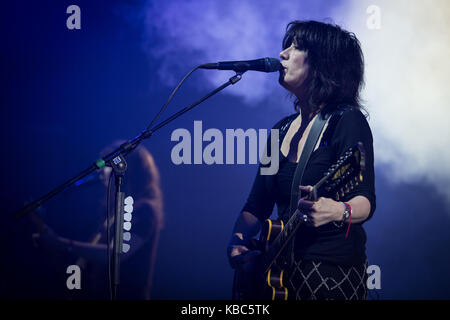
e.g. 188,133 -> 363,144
242,107 -> 376,266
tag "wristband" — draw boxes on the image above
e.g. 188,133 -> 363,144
333,202 -> 351,228
344,202 -> 352,238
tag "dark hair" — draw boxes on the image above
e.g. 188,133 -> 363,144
282,20 -> 365,114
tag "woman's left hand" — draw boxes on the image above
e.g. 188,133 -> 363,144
297,185 -> 344,227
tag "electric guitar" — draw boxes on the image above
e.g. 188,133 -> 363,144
232,142 -> 366,300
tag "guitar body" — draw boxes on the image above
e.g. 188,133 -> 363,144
233,219 -> 289,300
261,219 -> 289,300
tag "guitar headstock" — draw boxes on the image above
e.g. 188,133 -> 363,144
314,142 -> 366,201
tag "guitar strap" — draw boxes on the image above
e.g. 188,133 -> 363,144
284,111 -> 331,267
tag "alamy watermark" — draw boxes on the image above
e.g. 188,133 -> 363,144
66,265 -> 81,290
367,264 -> 381,290
66,5 -> 81,30
366,4 -> 381,30
62,262 -> 380,291
170,121 -> 280,175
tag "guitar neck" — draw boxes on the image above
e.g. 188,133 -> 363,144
261,143 -> 365,274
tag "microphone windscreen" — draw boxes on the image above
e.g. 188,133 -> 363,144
264,58 -> 282,72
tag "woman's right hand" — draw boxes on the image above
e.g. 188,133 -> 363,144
228,211 -> 262,272
228,244 -> 249,268
227,244 -> 261,272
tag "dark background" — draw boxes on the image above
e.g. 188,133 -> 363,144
1,1 -> 449,299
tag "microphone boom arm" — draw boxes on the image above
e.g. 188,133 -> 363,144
13,70 -> 246,221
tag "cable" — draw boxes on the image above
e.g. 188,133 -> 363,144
145,65 -> 204,132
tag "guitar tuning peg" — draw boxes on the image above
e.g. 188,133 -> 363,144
340,189 -> 345,197
123,231 -> 131,241
359,173 -> 364,182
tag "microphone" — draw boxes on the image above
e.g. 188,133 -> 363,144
200,57 -> 281,73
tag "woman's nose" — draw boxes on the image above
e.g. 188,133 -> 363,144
279,48 -> 288,60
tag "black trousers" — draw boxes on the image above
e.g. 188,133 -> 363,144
286,259 -> 368,300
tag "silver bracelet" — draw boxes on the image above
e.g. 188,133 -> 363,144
333,202 -> 350,228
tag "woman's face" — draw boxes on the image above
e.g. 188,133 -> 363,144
279,41 -> 309,95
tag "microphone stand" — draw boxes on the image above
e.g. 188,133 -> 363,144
110,153 -> 127,300
13,70 -> 245,299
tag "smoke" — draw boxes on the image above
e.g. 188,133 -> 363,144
142,0 -> 342,105
139,0 -> 450,202
338,0 -> 450,201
